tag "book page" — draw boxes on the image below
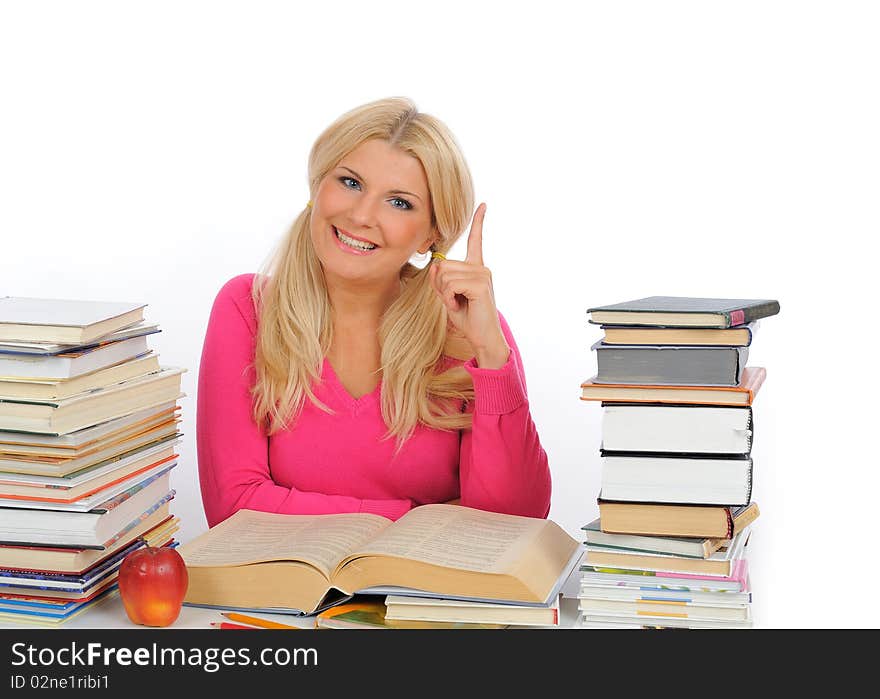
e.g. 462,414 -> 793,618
178,510 -> 390,579
345,504 -> 545,574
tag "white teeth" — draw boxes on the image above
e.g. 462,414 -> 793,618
335,227 -> 376,250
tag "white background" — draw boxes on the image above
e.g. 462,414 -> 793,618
1,1 -> 878,628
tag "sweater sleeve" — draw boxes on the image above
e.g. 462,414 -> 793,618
458,312 -> 551,518
196,275 -> 412,527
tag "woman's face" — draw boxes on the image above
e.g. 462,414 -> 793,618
310,139 -> 436,288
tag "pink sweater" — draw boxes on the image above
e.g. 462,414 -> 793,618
196,274 -> 551,528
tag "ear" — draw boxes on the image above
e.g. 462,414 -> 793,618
417,230 -> 439,255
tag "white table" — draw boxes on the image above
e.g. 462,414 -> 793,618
1,590 -> 582,630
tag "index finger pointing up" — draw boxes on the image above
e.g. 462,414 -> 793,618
465,202 -> 487,266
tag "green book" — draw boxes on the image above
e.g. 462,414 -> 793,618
587,296 -> 780,328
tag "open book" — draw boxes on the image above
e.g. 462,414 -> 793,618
178,504 -> 583,616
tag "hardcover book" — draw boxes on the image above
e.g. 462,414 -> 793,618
0,510 -> 175,574
0,403 -> 179,455
0,585 -> 120,627
580,366 -> 766,406
0,441 -> 180,502
580,613 -> 752,629
580,558 -> 750,593
597,500 -> 760,538
583,527 -> 750,577
600,322 -> 756,346
179,504 -> 582,616
0,427 -> 180,478
578,597 -> 750,623
0,354 -> 160,401
0,297 -> 147,345
384,593 -> 560,627
592,342 -> 748,386
581,518 -> 726,559
587,296 -> 780,328
0,367 -> 185,436
578,580 -> 751,606
313,597 -> 504,629
0,322 -> 159,356
0,336 -> 153,380
600,403 -> 753,455
600,453 -> 753,506
0,472 -> 175,548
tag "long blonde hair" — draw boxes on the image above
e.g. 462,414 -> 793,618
251,97 -> 477,445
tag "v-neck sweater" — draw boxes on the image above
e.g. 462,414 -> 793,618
196,274 -> 551,527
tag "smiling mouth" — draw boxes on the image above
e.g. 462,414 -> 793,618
333,226 -> 378,251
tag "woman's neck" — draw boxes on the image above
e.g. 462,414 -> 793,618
324,274 -> 402,327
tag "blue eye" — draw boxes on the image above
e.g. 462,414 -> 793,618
339,176 -> 361,190
390,197 -> 413,210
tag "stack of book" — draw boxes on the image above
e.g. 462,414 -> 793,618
0,296 -> 185,625
578,296 -> 779,629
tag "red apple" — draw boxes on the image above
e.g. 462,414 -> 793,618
118,545 -> 189,627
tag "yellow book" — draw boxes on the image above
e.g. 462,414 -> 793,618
179,504 -> 582,616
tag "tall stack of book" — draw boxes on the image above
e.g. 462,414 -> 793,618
0,296 -> 185,626
578,296 -> 779,629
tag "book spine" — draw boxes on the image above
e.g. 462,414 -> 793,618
724,508 -> 734,539
745,459 -> 753,505
728,300 -> 780,327
746,407 -> 754,454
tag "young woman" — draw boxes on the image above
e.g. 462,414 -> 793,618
196,97 -> 550,527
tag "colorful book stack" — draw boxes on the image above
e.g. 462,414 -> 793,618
578,296 -> 779,629
0,296 -> 185,626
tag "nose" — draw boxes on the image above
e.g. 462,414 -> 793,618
347,194 -> 381,229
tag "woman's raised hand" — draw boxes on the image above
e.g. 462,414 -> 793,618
429,203 -> 510,369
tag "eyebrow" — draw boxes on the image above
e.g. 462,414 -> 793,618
339,166 -> 423,202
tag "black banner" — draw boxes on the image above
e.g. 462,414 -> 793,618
2,628 -> 874,692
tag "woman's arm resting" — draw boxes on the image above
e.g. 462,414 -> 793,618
458,312 -> 551,518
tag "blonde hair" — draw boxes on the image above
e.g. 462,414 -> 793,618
251,97 -> 476,445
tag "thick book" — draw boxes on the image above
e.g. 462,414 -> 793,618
0,534 -> 178,595
0,367 -> 185,436
597,500 -> 760,538
592,342 -> 748,386
0,354 -> 160,401
580,613 -> 752,630
584,527 -> 750,577
579,598 -> 750,624
0,442 -> 180,502
0,322 -> 159,356
587,296 -> 780,328
600,453 -> 753,506
0,335 -> 152,380
578,580 -> 751,606
0,424 -> 181,478
580,558 -> 750,593
601,322 -> 756,346
0,510 -> 175,574
0,403 -> 179,457
178,504 -> 583,616
0,459 -> 177,512
0,585 -> 121,627
580,366 -> 766,406
0,471 -> 175,548
313,597 -> 504,629
581,518 -> 725,559
0,297 -> 147,345
384,593 -> 560,627
601,403 -> 753,455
